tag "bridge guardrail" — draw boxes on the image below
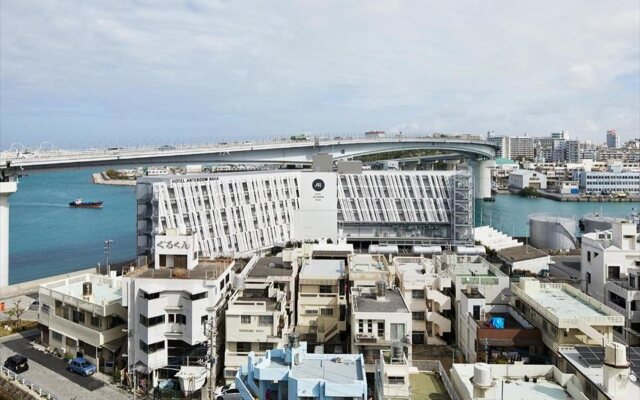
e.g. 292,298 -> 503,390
0,365 -> 63,400
1,134 -> 497,163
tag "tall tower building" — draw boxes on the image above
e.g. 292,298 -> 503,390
606,130 -> 620,148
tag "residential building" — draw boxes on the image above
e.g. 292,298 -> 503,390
578,171 -> 640,194
497,245 -> 551,275
486,135 -> 510,159
243,252 -> 300,327
457,302 -> 544,364
450,363 -> 588,400
297,258 -> 348,350
508,170 -> 547,190
606,129 -> 620,148
510,278 -> 624,367
347,254 -> 393,290
350,284 -> 412,373
581,221 -> 640,344
234,338 -> 367,400
374,350 -> 458,400
393,256 -> 452,344
509,136 -> 535,160
122,232 -> 241,389
490,158 -> 519,189
560,343 -> 640,400
565,140 -> 580,163
223,281 -> 290,383
551,131 -> 570,140
38,273 -> 127,369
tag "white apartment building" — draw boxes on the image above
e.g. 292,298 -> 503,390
296,258 -> 348,350
122,232 -> 240,389
581,221 -> 640,344
508,169 -> 548,190
38,273 -> 127,369
223,281 -> 290,383
578,171 -> 640,194
450,363 -> 588,400
347,254 -> 393,290
393,256 -> 452,344
487,135 -> 510,159
135,168 -> 475,261
511,278 -> 624,367
350,284 -> 412,374
434,252 -> 510,351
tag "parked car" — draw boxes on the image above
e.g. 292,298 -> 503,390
67,357 -> 96,376
4,355 -> 29,374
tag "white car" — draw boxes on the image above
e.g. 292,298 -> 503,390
214,384 -> 241,400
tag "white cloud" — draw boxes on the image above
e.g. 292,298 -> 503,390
0,0 -> 638,148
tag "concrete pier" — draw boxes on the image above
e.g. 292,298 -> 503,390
471,159 -> 494,199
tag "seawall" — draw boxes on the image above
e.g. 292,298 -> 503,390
92,172 -> 136,186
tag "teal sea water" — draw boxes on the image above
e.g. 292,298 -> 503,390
7,169 -> 638,284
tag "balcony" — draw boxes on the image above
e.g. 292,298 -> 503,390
606,280 -> 640,302
165,323 -> 185,337
299,293 -> 339,306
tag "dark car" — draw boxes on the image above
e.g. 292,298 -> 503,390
67,357 -> 97,376
4,355 -> 29,374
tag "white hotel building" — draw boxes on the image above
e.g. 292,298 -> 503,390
135,165 -> 475,260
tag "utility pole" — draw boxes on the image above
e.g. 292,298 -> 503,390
104,240 -> 114,275
206,311 -> 218,400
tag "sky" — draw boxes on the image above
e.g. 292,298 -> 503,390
1,0 -> 639,149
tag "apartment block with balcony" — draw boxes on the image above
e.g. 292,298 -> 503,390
581,221 -> 640,344
510,278 -> 624,368
457,296 -> 544,365
435,252 -> 510,347
393,256 -> 452,345
122,254 -> 241,390
297,259 -> 348,350
348,254 -> 393,290
351,284 -> 412,374
244,252 -> 299,326
223,282 -> 290,383
38,273 -> 127,370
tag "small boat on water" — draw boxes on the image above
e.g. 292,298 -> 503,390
69,199 -> 103,209
176,366 -> 207,395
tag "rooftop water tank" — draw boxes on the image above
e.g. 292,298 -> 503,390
411,245 -> 443,255
232,274 -> 245,290
368,245 -> 399,254
473,363 -> 493,387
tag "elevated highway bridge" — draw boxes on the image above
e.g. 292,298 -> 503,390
0,134 -> 497,287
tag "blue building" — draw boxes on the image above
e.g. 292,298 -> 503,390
235,337 -> 367,400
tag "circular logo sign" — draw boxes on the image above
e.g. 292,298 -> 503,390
312,179 -> 325,192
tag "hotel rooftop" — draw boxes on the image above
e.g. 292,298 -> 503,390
299,259 -> 345,280
39,273 -> 122,316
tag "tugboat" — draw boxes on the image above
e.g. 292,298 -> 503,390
69,199 -> 103,209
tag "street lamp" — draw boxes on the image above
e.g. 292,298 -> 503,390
104,240 -> 114,275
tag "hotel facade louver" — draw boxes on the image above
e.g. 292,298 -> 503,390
136,168 -> 474,260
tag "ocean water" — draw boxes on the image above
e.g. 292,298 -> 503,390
7,169 -> 638,284
8,168 -> 135,284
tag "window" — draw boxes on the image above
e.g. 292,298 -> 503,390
90,315 -> 101,328
142,315 -> 165,327
630,275 -> 637,289
259,316 -> 273,326
140,340 -> 165,353
259,343 -> 273,351
339,305 -> 346,321
236,342 -> 251,352
587,251 -> 591,262
305,309 -> 319,315
391,323 -> 405,340
168,314 -> 175,323
319,285 -> 333,294
241,315 -> 252,324
358,320 -> 364,333
412,311 -> 425,321
51,331 -> 62,342
41,304 -> 50,314
71,310 -> 85,324
201,315 -> 209,324
412,290 -> 425,299
412,332 -> 425,345
190,292 -> 207,301
608,266 -> 621,280
586,272 -> 591,284
176,314 -> 187,324
321,308 -> 333,316
140,314 -> 148,327
388,376 -> 405,385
